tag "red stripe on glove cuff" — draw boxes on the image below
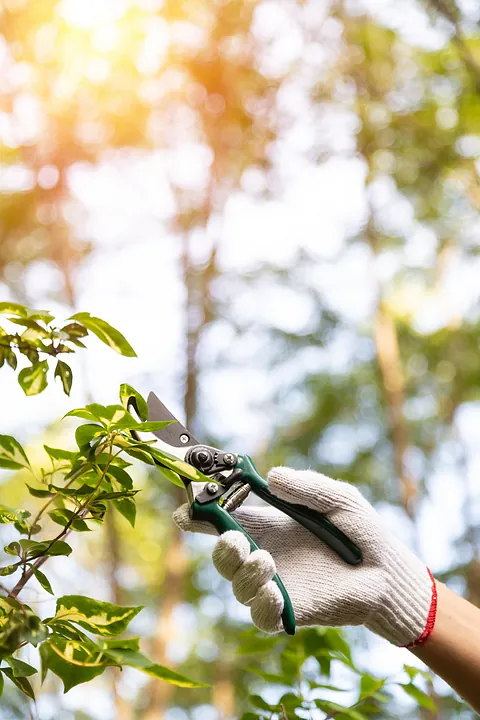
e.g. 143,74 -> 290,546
405,568 -> 438,649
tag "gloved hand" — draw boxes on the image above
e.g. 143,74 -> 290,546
173,467 -> 437,647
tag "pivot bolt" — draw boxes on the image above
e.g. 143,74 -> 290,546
206,483 -> 218,495
180,434 -> 190,444
197,450 -> 209,464
223,453 -> 236,466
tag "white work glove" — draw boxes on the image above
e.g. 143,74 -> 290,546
173,467 -> 437,647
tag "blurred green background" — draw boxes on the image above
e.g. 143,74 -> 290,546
1,0 -> 480,717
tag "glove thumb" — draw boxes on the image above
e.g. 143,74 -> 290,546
172,503 -> 217,536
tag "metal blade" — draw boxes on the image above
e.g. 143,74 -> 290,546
147,392 -> 200,451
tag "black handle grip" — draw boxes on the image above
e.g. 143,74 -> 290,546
238,456 -> 362,565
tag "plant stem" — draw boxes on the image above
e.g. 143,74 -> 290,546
10,441 -> 115,599
27,462 -> 94,540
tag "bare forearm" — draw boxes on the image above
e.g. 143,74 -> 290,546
412,581 -> 480,712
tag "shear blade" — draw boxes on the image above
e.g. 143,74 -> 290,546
147,392 -> 200,449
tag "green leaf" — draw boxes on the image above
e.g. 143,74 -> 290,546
123,446 -> 155,465
0,505 -> 18,524
102,647 -> 208,688
10,317 -> 51,338
69,338 -> 87,349
48,508 -> 74,527
61,322 -> 88,339
245,667 -> 291,685
314,700 -> 366,719
106,465 -> 133,489
18,344 -> 39,364
75,423 -> 105,449
112,497 -> 136,527
45,620 -> 87,643
54,360 -> 73,395
249,695 -> 275,712
0,564 -> 18,576
26,484 -> 54,498
0,435 -> 31,470
88,501 -> 107,520
278,692 -> 303,712
128,421 -> 173,432
237,633 -> 282,655
5,657 -> 37,677
359,674 -> 385,700
28,309 -> 54,324
52,596 -> 143,637
13,509 -> 31,534
64,408 -> 99,422
0,669 -> 4,697
128,442 -> 210,484
40,637 -> 107,692
43,446 -> 78,462
0,600 -> 47,653
119,384 -> 148,421
39,642 -> 49,684
155,465 -> 185,488
48,509 -> 91,532
0,302 -> 28,318
403,664 -> 432,682
308,681 -> 350,692
33,567 -> 54,595
41,540 -> 72,557
102,637 -> 140,651
85,403 -> 133,428
6,350 -> 17,370
2,667 -> 35,699
97,490 -> 138,501
70,312 -> 137,357
314,649 -> 359,672
399,683 -> 436,710
4,541 -> 21,556
18,360 -> 49,396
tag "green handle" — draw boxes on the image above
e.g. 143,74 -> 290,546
237,456 -> 363,565
191,498 -> 296,635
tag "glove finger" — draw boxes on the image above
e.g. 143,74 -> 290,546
212,531 -> 250,580
173,503 -> 287,539
232,505 -> 286,540
267,467 -> 380,551
250,581 -> 284,633
268,467 -> 372,515
172,503 -> 218,536
232,549 -> 277,605
212,532 -> 277,602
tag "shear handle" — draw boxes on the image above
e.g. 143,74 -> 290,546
191,498 -> 296,635
236,456 -> 363,566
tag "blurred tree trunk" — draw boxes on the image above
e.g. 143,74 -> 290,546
364,221 -> 417,520
373,300 -> 417,518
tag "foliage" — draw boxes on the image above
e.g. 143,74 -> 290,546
239,628 -> 437,719
0,303 -> 209,705
0,303 -> 136,396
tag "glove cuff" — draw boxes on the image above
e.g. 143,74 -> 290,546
403,569 -> 437,648
366,550 -> 437,646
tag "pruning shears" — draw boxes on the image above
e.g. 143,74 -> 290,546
132,392 -> 362,636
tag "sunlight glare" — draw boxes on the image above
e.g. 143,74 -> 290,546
59,0 -> 129,29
